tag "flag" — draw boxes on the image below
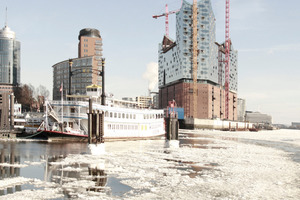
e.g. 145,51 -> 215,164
60,83 -> 63,92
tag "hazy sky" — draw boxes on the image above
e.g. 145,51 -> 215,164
1,0 -> 299,124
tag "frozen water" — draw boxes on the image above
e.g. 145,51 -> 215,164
89,143 -> 106,155
0,129 -> 299,199
164,140 -> 180,148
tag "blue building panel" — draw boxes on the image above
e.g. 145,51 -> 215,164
168,107 -> 184,120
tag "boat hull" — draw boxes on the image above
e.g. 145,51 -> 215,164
24,129 -> 164,142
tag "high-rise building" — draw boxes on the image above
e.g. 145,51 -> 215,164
0,25 -> 21,86
52,28 -> 103,100
158,0 -> 238,121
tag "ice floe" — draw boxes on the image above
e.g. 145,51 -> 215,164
0,129 -> 299,199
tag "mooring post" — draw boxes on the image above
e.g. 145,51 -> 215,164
165,100 -> 179,140
88,98 -> 104,144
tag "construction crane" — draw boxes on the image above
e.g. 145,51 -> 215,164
152,0 -> 183,37
224,0 -> 230,119
192,0 -> 198,119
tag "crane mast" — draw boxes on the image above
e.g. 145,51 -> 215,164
192,0 -> 198,118
225,0 -> 230,119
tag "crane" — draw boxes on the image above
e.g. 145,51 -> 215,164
224,0 -> 230,119
192,0 -> 198,119
152,0 -> 183,37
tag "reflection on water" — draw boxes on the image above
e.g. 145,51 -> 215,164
0,141 -> 111,198
0,141 -> 133,198
87,167 -> 107,192
47,155 -> 110,198
180,132 -> 226,149
0,143 -> 21,195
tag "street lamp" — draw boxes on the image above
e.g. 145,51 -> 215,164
101,58 -> 106,106
68,59 -> 73,100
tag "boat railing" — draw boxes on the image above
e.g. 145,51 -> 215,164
51,100 -> 88,107
57,113 -> 88,119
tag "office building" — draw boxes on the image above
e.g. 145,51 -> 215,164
52,28 -> 103,100
158,0 -> 238,120
0,92 -> 14,134
136,96 -> 152,109
0,24 -> 20,86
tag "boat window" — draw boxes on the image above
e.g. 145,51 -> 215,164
118,113 -> 121,118
70,108 -> 76,113
122,113 -> 125,118
126,114 -> 129,119
108,124 -> 111,129
116,125 -> 119,129
120,125 -> 123,129
114,113 -> 117,118
105,111 -> 109,117
112,124 -> 115,129
110,112 -> 113,118
130,114 -> 132,119
133,114 -> 136,119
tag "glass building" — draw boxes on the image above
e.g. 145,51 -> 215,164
52,28 -> 103,100
158,0 -> 238,91
0,25 -> 21,86
158,0 -> 238,120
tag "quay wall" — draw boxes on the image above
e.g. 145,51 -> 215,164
184,118 -> 253,130
0,131 -> 16,139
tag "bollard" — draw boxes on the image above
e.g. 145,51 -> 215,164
165,117 -> 179,140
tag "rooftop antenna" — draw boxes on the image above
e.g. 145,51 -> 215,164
5,7 -> 8,27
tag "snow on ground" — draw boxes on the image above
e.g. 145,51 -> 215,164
0,129 -> 299,199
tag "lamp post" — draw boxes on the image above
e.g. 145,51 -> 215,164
101,58 -> 106,106
68,59 -> 73,100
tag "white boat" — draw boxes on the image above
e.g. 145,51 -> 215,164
33,85 -> 165,141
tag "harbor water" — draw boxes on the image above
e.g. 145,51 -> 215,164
0,129 -> 299,199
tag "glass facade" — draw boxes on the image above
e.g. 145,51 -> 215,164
53,28 -> 103,100
158,0 -> 238,92
52,57 -> 99,100
0,26 -> 20,86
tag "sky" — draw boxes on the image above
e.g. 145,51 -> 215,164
1,0 -> 299,125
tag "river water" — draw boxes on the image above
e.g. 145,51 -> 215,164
0,129 -> 299,199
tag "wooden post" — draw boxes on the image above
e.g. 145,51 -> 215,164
165,116 -> 179,140
88,98 -> 104,144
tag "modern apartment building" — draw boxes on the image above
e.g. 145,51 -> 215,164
245,111 -> 272,125
52,28 -> 103,100
0,25 -> 20,86
158,0 -> 238,120
136,96 -> 152,109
